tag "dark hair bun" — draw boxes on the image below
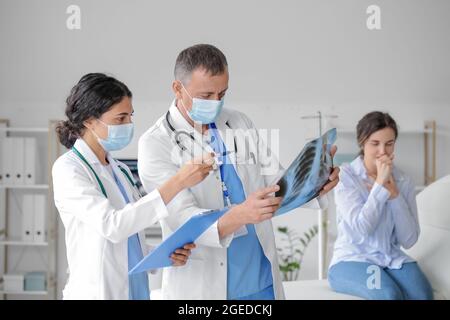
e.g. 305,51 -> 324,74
55,120 -> 80,149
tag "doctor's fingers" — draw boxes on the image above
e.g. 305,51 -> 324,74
200,163 -> 214,173
191,153 -> 215,165
256,211 -> 275,222
329,167 -> 340,181
330,145 -> 338,157
171,259 -> 187,267
174,248 -> 192,257
170,253 -> 188,265
259,196 -> 283,208
183,243 -> 196,250
254,185 -> 281,199
258,204 -> 279,215
319,178 -> 339,197
191,168 -> 212,181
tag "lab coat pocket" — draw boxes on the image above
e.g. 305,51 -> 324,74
168,258 -> 205,299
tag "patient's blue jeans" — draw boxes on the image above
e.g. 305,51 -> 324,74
328,261 -> 433,300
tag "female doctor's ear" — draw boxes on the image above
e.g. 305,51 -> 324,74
82,117 -> 100,133
80,116 -> 100,135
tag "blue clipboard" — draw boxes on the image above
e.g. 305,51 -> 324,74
129,208 -> 228,275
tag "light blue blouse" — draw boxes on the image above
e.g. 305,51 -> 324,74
330,157 -> 420,270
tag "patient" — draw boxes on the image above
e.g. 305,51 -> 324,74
328,111 -> 433,300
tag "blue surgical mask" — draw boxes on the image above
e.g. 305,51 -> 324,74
180,83 -> 224,124
93,120 -> 134,152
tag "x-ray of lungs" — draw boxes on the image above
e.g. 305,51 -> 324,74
275,128 -> 337,216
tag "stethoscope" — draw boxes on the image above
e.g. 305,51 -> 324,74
72,146 -> 145,200
164,110 -> 238,155
165,111 -> 237,207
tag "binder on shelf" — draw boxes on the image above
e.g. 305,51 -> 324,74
24,271 -> 46,291
0,122 -> 5,185
24,138 -> 37,185
12,137 -> 25,185
2,138 -> 13,185
3,274 -> 24,292
33,195 -> 46,242
0,139 -> 3,185
22,194 -> 34,242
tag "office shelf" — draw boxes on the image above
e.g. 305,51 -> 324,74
0,119 -> 59,300
0,236 -> 48,246
0,185 -> 49,190
0,283 -> 47,295
0,127 -> 49,133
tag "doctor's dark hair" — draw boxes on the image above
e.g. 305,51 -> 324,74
56,73 -> 132,149
174,44 -> 228,84
357,111 -> 398,155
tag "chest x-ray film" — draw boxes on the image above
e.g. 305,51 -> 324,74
275,128 -> 337,216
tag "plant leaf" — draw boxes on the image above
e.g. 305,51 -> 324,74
278,227 -> 288,233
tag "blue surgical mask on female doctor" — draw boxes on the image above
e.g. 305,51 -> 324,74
91,119 -> 134,152
180,83 -> 224,124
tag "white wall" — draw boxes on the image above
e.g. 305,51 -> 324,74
1,0 -> 449,297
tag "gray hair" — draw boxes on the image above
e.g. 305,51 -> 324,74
174,44 -> 228,84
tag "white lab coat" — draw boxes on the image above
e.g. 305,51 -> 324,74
138,101 -> 320,300
52,139 -> 168,300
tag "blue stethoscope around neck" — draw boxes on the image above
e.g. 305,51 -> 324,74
164,110 -> 238,154
72,146 -> 144,199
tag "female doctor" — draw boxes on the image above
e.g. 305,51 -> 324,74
52,73 -> 214,300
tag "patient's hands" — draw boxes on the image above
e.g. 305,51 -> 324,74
170,243 -> 196,266
375,154 -> 399,199
375,154 -> 394,185
384,175 -> 399,199
319,145 -> 340,197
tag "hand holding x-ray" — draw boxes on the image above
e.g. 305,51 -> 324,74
274,128 -> 337,216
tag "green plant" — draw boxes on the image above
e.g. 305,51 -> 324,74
277,225 -> 319,281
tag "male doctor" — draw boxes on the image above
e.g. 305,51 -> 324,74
138,44 -> 339,300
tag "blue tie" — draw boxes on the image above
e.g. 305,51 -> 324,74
112,170 -> 150,300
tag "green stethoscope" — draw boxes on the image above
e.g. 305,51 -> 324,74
72,146 -> 144,199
